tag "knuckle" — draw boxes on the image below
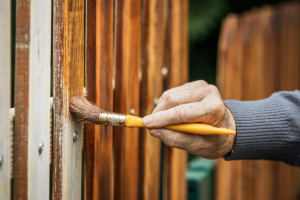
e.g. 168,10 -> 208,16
206,84 -> 218,93
152,113 -> 163,127
213,100 -> 224,112
196,80 -> 208,86
165,93 -> 176,107
174,106 -> 187,121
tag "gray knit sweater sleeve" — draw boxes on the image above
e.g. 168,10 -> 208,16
223,90 -> 300,167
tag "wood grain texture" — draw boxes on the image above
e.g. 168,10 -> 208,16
163,0 -> 188,199
52,0 -> 85,199
216,14 -> 242,200
14,0 -> 51,199
0,0 -> 11,199
113,0 -> 141,199
139,0 -> 166,199
277,3 -> 300,200
216,4 -> 300,200
85,0 -> 114,199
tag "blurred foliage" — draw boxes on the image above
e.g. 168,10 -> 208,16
189,0 -> 229,44
188,0 -> 286,85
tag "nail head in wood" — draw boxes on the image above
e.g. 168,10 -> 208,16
130,108 -> 136,115
154,98 -> 159,107
38,142 -> 44,153
73,131 -> 79,141
161,66 -> 168,76
0,155 -> 3,167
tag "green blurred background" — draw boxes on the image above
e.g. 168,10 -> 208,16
188,0 -> 287,85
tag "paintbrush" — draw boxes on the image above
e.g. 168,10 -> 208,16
69,96 -> 236,135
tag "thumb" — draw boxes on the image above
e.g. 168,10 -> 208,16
142,103 -> 200,128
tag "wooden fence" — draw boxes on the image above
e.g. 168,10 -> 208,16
216,2 -> 300,200
0,0 -> 188,199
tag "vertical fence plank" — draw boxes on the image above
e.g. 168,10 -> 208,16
114,0 -> 141,199
163,0 -> 188,199
52,0 -> 85,199
217,3 -> 300,200
139,0 -> 166,199
216,14 -> 241,200
85,0 -> 114,199
277,3 -> 300,200
14,0 -> 51,199
252,8 -> 277,200
0,0 -> 11,199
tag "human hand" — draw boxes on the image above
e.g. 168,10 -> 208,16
142,80 -> 236,159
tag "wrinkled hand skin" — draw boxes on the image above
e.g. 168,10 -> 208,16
142,80 -> 236,159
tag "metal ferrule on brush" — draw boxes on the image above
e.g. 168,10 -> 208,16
99,112 -> 126,127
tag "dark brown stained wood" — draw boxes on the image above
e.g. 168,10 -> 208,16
52,0 -> 85,199
139,0 -> 166,199
113,0 -> 141,199
14,0 -> 30,198
163,0 -> 188,199
85,0 -> 114,199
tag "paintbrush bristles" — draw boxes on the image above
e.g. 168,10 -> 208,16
69,96 -> 102,124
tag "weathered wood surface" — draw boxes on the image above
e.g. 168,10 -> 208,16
113,0 -> 141,199
52,0 -> 85,199
85,0 -> 114,199
14,0 -> 51,199
0,0 -> 11,199
163,0 -> 188,199
139,0 -> 166,199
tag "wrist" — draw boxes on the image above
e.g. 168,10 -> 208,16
222,107 -> 236,155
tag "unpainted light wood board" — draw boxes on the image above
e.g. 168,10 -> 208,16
163,0 -> 188,199
52,0 -> 85,199
14,0 -> 51,199
0,0 -> 11,199
85,0 -> 114,199
139,0 -> 167,199
113,0 -> 141,199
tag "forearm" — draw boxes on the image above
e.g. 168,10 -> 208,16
224,91 -> 300,167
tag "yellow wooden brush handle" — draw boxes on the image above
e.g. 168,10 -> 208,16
125,115 -> 236,135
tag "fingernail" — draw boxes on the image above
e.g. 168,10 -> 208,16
150,131 -> 162,139
143,115 -> 152,125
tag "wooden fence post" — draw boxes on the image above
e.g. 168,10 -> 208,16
0,0 -> 11,199
14,0 -> 51,199
139,0 -> 167,199
85,0 -> 114,199
52,0 -> 85,199
163,0 -> 189,199
114,0 -> 141,199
